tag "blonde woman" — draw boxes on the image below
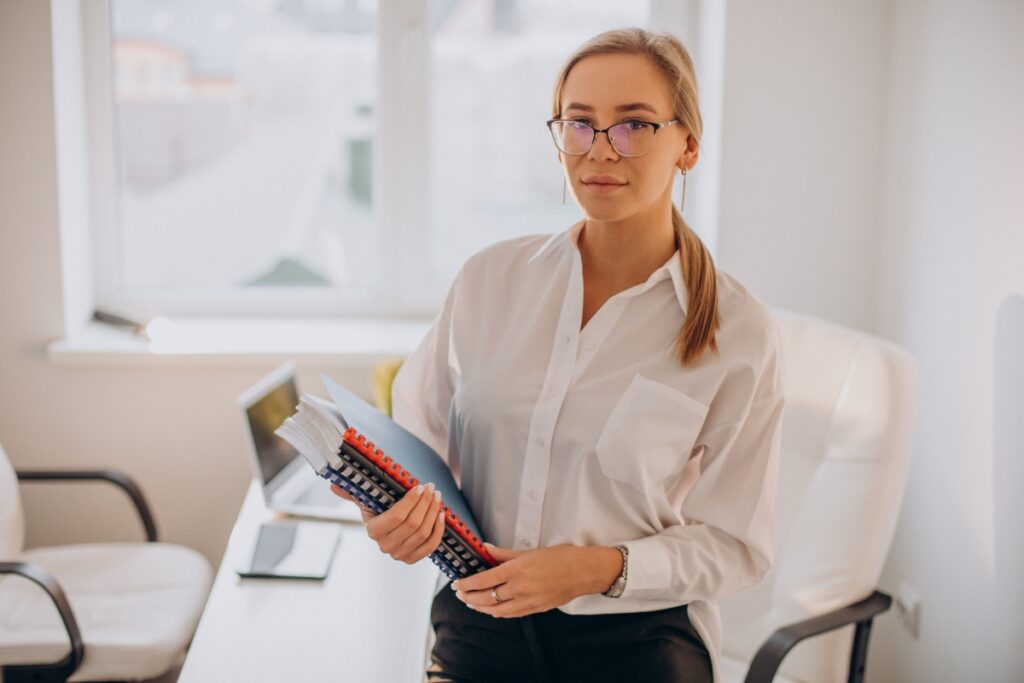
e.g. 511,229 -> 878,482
333,27 -> 785,683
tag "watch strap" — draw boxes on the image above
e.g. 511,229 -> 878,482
602,545 -> 628,598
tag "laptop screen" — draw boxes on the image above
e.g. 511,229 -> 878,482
245,376 -> 301,486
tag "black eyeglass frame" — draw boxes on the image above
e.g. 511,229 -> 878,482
545,118 -> 680,157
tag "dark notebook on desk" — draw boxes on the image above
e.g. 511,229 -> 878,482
237,520 -> 341,580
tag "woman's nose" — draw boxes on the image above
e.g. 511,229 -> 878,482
588,129 -> 619,160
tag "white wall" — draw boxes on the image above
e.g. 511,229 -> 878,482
2,0 -> 1022,679
718,0 -> 1024,680
716,0 -> 891,331
870,1 -> 1024,679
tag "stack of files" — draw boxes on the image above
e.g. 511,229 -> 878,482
275,373 -> 497,580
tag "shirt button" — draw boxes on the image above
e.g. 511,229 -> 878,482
584,341 -> 595,350
522,539 -> 533,548
536,436 -> 545,446
529,490 -> 539,500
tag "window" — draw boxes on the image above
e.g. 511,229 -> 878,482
85,1 -> 690,321
111,2 -> 376,294
102,0 -> 380,319
425,0 -> 651,276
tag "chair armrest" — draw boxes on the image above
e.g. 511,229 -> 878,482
0,561 -> 85,678
17,469 -> 159,542
744,590 -> 892,683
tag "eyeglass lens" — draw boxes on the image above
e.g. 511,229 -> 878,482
551,121 -> 654,156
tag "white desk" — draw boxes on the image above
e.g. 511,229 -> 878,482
179,479 -> 439,682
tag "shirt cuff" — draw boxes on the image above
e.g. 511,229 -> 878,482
619,535 -> 673,599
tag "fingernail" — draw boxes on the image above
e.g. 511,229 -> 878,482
433,489 -> 442,502
426,482 -> 435,493
451,580 -> 459,590
415,484 -> 424,494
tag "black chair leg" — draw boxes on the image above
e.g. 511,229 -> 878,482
847,617 -> 874,683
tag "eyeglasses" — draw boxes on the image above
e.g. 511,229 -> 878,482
546,118 -> 679,157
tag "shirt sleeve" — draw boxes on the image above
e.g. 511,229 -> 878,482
617,319 -> 786,603
389,267 -> 463,467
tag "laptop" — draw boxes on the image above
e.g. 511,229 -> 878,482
237,360 -> 362,523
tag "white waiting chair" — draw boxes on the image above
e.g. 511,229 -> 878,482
0,442 -> 213,682
719,308 -> 920,682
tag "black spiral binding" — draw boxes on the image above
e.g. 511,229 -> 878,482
322,438 -> 491,580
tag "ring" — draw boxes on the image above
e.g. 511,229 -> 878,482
491,585 -> 503,604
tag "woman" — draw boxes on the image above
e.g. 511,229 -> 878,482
332,27 -> 785,683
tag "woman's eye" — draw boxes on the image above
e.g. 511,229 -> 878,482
624,120 -> 648,129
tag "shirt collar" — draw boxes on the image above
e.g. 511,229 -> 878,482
530,219 -> 688,315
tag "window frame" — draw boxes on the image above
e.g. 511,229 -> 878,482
80,0 -> 713,323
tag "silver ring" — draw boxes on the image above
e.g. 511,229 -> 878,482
491,585 -> 502,604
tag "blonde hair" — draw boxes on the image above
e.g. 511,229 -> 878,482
551,27 -> 720,367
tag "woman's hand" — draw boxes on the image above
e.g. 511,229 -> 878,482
450,543 -> 624,618
330,482 -> 446,564
328,484 -> 376,523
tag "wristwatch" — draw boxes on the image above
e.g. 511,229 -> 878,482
602,545 -> 629,598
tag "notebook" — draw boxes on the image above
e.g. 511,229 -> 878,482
274,372 -> 497,580
236,519 -> 341,580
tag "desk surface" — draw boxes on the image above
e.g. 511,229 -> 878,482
179,479 -> 439,682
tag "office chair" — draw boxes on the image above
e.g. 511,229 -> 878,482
718,308 -> 919,682
0,442 -> 214,682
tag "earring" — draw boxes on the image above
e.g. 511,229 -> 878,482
562,177 -> 567,205
680,166 -> 687,213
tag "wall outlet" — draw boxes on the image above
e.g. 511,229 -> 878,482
895,580 -> 921,638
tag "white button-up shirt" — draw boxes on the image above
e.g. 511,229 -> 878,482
391,218 -> 785,683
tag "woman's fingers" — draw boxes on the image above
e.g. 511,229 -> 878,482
364,484 -> 423,539
332,480 -> 445,564
330,484 -> 376,518
386,483 -> 436,542
391,486 -> 444,562
379,483 -> 437,557
407,498 -> 447,563
366,482 -> 431,542
329,483 -> 353,500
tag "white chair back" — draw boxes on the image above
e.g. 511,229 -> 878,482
718,308 -> 919,683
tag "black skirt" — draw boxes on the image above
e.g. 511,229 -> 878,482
426,580 -> 713,683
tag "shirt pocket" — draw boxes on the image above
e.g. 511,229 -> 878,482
594,373 -> 709,490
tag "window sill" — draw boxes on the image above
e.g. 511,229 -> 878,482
46,316 -> 431,367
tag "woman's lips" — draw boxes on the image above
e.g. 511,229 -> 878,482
583,181 -> 627,193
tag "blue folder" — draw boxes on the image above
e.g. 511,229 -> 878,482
319,373 -> 485,543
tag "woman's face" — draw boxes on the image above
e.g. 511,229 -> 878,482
557,52 -> 696,223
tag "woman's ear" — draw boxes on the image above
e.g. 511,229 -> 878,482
678,135 -> 698,172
